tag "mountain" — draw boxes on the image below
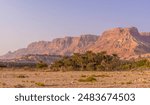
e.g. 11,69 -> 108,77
140,32 -> 150,36
0,34 -> 98,59
88,27 -> 150,58
0,27 -> 150,60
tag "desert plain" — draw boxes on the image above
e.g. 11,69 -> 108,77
0,68 -> 150,88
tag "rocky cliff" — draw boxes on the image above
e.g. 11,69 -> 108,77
0,34 -> 98,59
88,27 -> 150,58
1,27 -> 150,60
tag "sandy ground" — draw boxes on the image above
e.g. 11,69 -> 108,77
0,68 -> 150,88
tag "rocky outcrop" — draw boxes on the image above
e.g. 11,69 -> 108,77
0,27 -> 150,60
0,34 -> 98,59
88,27 -> 137,57
89,27 -> 150,58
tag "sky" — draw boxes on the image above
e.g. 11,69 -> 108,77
0,0 -> 150,55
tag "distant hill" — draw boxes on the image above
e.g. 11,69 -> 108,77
0,27 -> 150,60
0,54 -> 62,67
0,34 -> 98,59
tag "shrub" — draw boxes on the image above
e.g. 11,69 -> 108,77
135,59 -> 150,67
92,74 -> 110,78
50,51 -> 150,71
80,74 -> 87,77
119,64 -> 132,70
14,84 -> 25,88
36,61 -> 48,68
17,74 -> 28,78
78,76 -> 97,82
35,82 -> 45,86
126,81 -> 133,84
96,65 -> 105,70
86,63 -> 96,71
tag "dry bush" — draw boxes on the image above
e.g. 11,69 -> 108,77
16,74 -> 29,78
78,76 -> 97,82
35,82 -> 45,86
14,84 -> 25,88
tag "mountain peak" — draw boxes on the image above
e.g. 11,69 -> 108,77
89,27 -> 150,57
104,27 -> 139,34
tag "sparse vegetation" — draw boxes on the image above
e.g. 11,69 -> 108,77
1,68 -> 150,88
142,81 -> 147,83
78,75 -> 97,82
92,74 -> 110,78
17,74 -> 28,78
120,82 -> 125,85
126,81 -> 133,84
30,81 -> 35,83
51,51 -> 150,71
36,61 -> 48,68
14,84 -> 25,88
35,82 -> 45,86
81,74 -> 87,77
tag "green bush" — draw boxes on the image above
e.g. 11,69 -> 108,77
86,63 -> 96,71
135,59 -> 150,67
50,51 -> 150,71
36,61 -> 48,68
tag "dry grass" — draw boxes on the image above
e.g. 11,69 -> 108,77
78,76 -> 97,82
14,84 -> 25,88
80,74 -> 87,77
35,82 -> 45,87
126,81 -> 133,84
17,74 -> 29,78
0,68 -> 150,88
92,74 -> 110,78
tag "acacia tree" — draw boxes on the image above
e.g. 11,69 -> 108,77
51,51 -> 125,71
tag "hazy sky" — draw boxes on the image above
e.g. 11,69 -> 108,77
0,0 -> 150,55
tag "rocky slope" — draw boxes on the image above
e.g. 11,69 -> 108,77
88,27 -> 150,58
0,34 -> 98,59
0,27 -> 150,60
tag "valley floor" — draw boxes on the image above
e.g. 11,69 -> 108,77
0,68 -> 150,88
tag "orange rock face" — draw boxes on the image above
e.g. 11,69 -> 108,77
89,27 -> 150,58
1,27 -> 150,59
